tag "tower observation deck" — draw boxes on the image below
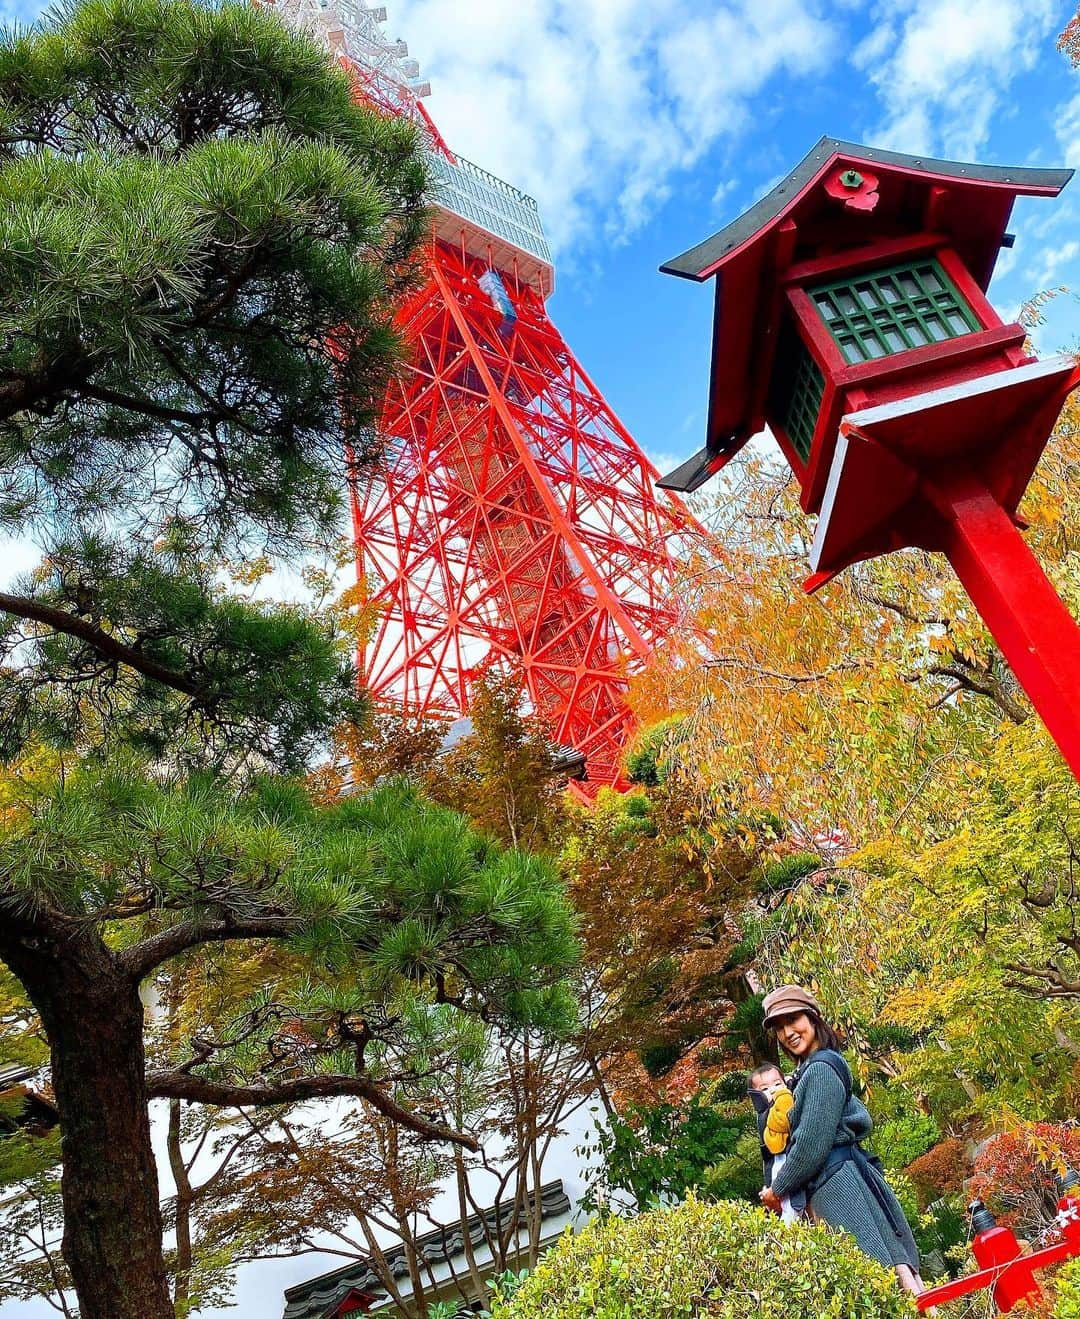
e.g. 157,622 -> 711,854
273,0 -> 697,786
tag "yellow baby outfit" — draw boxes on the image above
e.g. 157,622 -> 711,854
763,1087 -> 794,1155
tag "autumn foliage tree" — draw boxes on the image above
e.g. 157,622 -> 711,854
561,756 -> 771,1100
970,1124 -> 1080,1237
424,673 -> 569,853
631,391 -> 1080,840
621,296 -> 1080,1192
1060,6 -> 1080,66
639,392 -> 1080,1134
330,671 -> 570,853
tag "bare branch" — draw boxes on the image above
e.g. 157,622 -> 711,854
926,662 -> 1030,725
867,592 -> 949,629
1003,962 -> 1080,999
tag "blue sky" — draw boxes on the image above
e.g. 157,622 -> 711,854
387,0 -> 1080,477
0,0 -> 1076,482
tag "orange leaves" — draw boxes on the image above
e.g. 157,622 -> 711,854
971,1123 -> 1080,1235
1059,8 -> 1080,66
565,783 -> 758,1077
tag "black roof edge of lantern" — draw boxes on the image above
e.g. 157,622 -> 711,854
660,136 -> 1075,282
656,446 -> 721,493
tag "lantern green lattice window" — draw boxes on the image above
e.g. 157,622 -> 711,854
770,328 -> 825,463
809,258 -> 978,364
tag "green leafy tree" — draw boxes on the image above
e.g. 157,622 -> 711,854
754,718 -> 1080,1126
0,1155 -> 72,1315
580,1090 -> 754,1211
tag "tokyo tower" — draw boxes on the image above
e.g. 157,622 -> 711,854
275,0 -> 696,786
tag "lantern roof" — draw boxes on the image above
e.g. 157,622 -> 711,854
658,137 -> 1073,492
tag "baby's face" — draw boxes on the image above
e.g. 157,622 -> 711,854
756,1070 -> 788,1101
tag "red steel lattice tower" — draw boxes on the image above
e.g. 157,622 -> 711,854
275,0 -> 696,786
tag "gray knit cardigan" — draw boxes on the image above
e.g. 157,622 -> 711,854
769,1057 -> 920,1272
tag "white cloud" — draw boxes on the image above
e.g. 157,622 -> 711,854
853,0 -> 1059,159
711,176 -> 738,209
386,0 -> 839,254
1057,89 -> 1080,168
1032,238 -> 1080,293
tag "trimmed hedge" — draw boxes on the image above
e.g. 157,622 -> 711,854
490,1196 -> 917,1319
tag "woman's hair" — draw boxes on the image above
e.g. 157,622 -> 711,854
809,1013 -> 845,1053
773,1010 -> 845,1057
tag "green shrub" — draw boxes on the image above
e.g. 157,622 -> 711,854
626,718 -> 686,786
581,1094 -> 753,1210
700,1126 -> 766,1203
640,1041 -> 684,1078
872,1112 -> 940,1171
491,1196 -> 917,1319
724,993 -> 766,1046
888,1174 -> 966,1282
863,1023 -> 923,1053
756,851 -> 821,898
1055,1257 -> 1080,1318
706,1069 -> 751,1103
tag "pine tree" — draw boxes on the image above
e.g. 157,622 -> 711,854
0,4 -> 579,1316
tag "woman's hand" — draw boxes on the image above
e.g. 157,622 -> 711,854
759,1187 -> 782,1215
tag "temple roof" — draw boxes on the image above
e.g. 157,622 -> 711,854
281,1180 -> 571,1319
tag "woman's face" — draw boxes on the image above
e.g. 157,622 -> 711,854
774,1011 -> 817,1058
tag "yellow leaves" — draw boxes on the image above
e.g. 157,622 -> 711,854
0,744 -> 62,828
333,579 -> 385,647
226,554 -> 273,586
630,432 -> 1072,837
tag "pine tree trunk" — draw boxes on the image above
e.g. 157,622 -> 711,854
2,929 -> 174,1319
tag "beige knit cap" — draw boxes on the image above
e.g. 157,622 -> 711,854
761,984 -> 822,1029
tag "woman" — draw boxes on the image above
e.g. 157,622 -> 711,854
757,984 -> 926,1299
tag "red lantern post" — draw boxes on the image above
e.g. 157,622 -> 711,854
914,1182 -> 1080,1312
660,139 -> 1080,778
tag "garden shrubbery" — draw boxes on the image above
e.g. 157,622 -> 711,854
905,1138 -> 968,1205
1054,1258 -> 1080,1317
490,1196 -> 917,1319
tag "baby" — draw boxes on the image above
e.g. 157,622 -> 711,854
747,1062 -> 804,1223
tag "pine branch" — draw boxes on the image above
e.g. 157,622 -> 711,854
0,900 -> 80,949
120,915 -> 300,979
75,382 -> 211,429
0,351 -> 97,422
143,1071 -> 478,1148
0,592 -> 202,697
